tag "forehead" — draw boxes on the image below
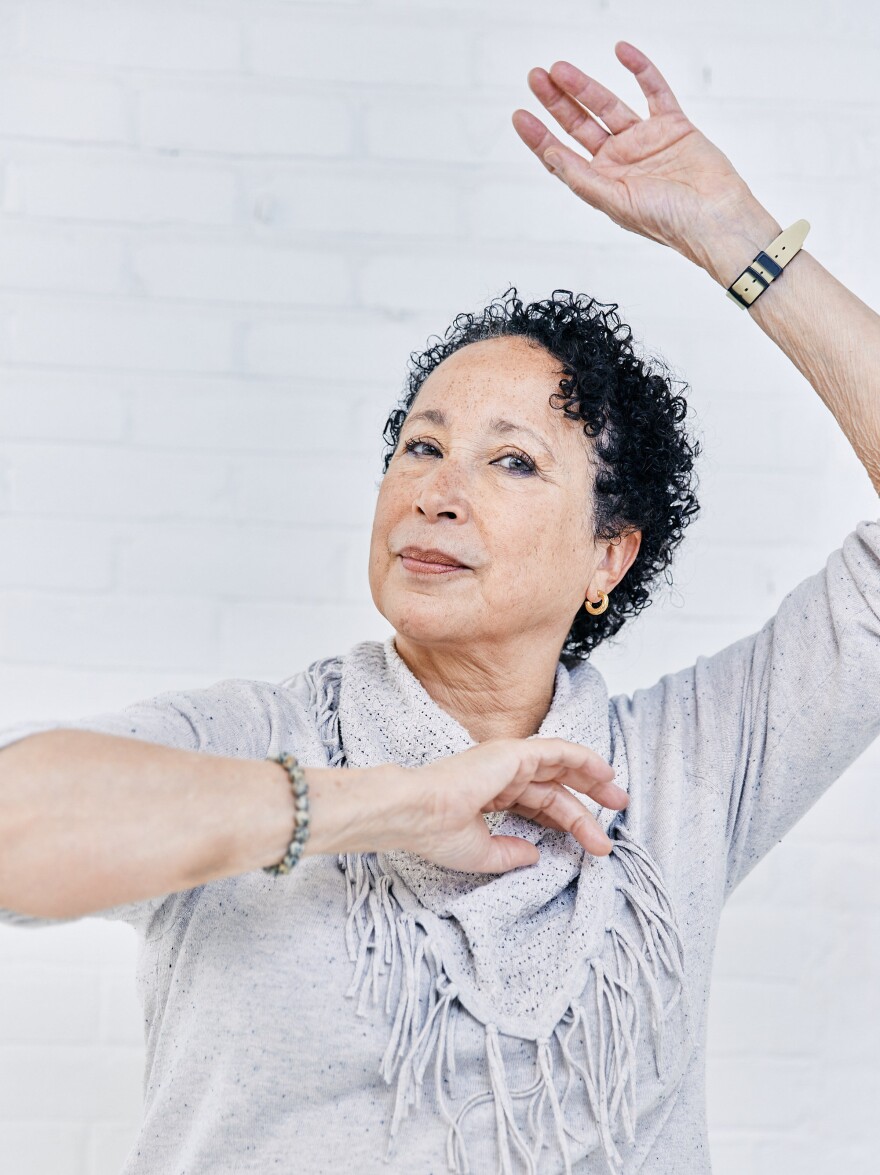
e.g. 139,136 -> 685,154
413,336 -> 564,413
424,335 -> 560,385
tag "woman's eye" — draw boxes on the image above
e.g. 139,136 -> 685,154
497,452 -> 536,474
403,438 -> 438,457
402,437 -> 535,475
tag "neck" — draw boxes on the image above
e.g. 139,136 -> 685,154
391,633 -> 561,743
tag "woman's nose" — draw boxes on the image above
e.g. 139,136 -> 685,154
413,464 -> 472,515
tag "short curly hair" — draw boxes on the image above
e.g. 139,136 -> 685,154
379,285 -> 703,668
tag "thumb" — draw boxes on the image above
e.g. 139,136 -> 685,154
542,146 -> 618,208
479,835 -> 540,874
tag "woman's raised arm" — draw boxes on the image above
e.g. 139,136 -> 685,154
512,40 -> 880,493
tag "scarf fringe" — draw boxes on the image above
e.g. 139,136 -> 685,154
337,833 -> 688,1174
307,652 -> 689,1172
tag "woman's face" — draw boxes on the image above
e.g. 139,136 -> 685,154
368,335 -> 610,657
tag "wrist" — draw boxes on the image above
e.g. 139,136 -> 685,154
685,197 -> 783,289
301,762 -> 414,858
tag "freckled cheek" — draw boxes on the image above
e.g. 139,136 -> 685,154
381,479 -> 419,518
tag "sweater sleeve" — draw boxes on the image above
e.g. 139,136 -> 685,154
0,677 -> 295,936
612,515 -> 880,900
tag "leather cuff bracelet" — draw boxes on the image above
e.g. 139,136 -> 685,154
726,218 -> 810,309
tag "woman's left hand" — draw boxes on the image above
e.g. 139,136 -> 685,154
512,41 -> 767,274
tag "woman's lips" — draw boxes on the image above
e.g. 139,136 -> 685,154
399,555 -> 470,575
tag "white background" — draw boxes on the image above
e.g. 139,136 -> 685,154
0,1 -> 879,1171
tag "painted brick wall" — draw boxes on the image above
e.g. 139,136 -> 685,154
1,2 -> 878,1171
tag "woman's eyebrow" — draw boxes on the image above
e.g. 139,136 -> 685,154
404,408 -> 556,459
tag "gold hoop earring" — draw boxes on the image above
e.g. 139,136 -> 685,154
584,590 -> 609,616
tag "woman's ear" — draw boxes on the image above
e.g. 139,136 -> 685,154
596,530 -> 642,594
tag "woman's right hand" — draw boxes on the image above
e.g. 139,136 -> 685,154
393,737 -> 628,874
511,43 -> 772,282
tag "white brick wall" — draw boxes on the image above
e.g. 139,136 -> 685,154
1,1 -> 879,1171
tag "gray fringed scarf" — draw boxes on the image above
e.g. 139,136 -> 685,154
298,635 -> 693,1173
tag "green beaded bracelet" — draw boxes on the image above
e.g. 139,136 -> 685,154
263,751 -> 311,875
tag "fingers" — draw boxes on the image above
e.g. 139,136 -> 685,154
614,41 -> 685,119
524,67 -> 610,158
478,834 -> 540,874
513,44 -> 685,176
546,59 -> 642,136
514,736 -> 622,799
508,781 -> 618,856
497,737 -> 629,857
509,107 -> 581,181
418,737 -> 627,873
507,118 -> 620,212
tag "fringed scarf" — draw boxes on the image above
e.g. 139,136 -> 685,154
295,635 -> 693,1173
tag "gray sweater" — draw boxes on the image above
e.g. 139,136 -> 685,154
2,515 -> 879,1173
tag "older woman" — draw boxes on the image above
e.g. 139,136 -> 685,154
1,40 -> 878,1175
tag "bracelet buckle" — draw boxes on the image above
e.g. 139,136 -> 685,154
726,219 -> 810,309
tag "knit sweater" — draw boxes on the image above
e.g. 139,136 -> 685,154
1,515 -> 879,1173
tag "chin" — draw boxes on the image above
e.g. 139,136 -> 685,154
386,608 -> 462,643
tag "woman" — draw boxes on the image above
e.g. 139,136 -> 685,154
1,40 -> 878,1175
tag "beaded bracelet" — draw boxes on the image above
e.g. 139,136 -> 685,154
263,751 -> 311,875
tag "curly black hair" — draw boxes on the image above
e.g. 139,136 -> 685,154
379,286 -> 703,668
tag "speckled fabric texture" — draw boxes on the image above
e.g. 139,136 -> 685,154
313,636 -> 691,1173
1,515 -> 879,1173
